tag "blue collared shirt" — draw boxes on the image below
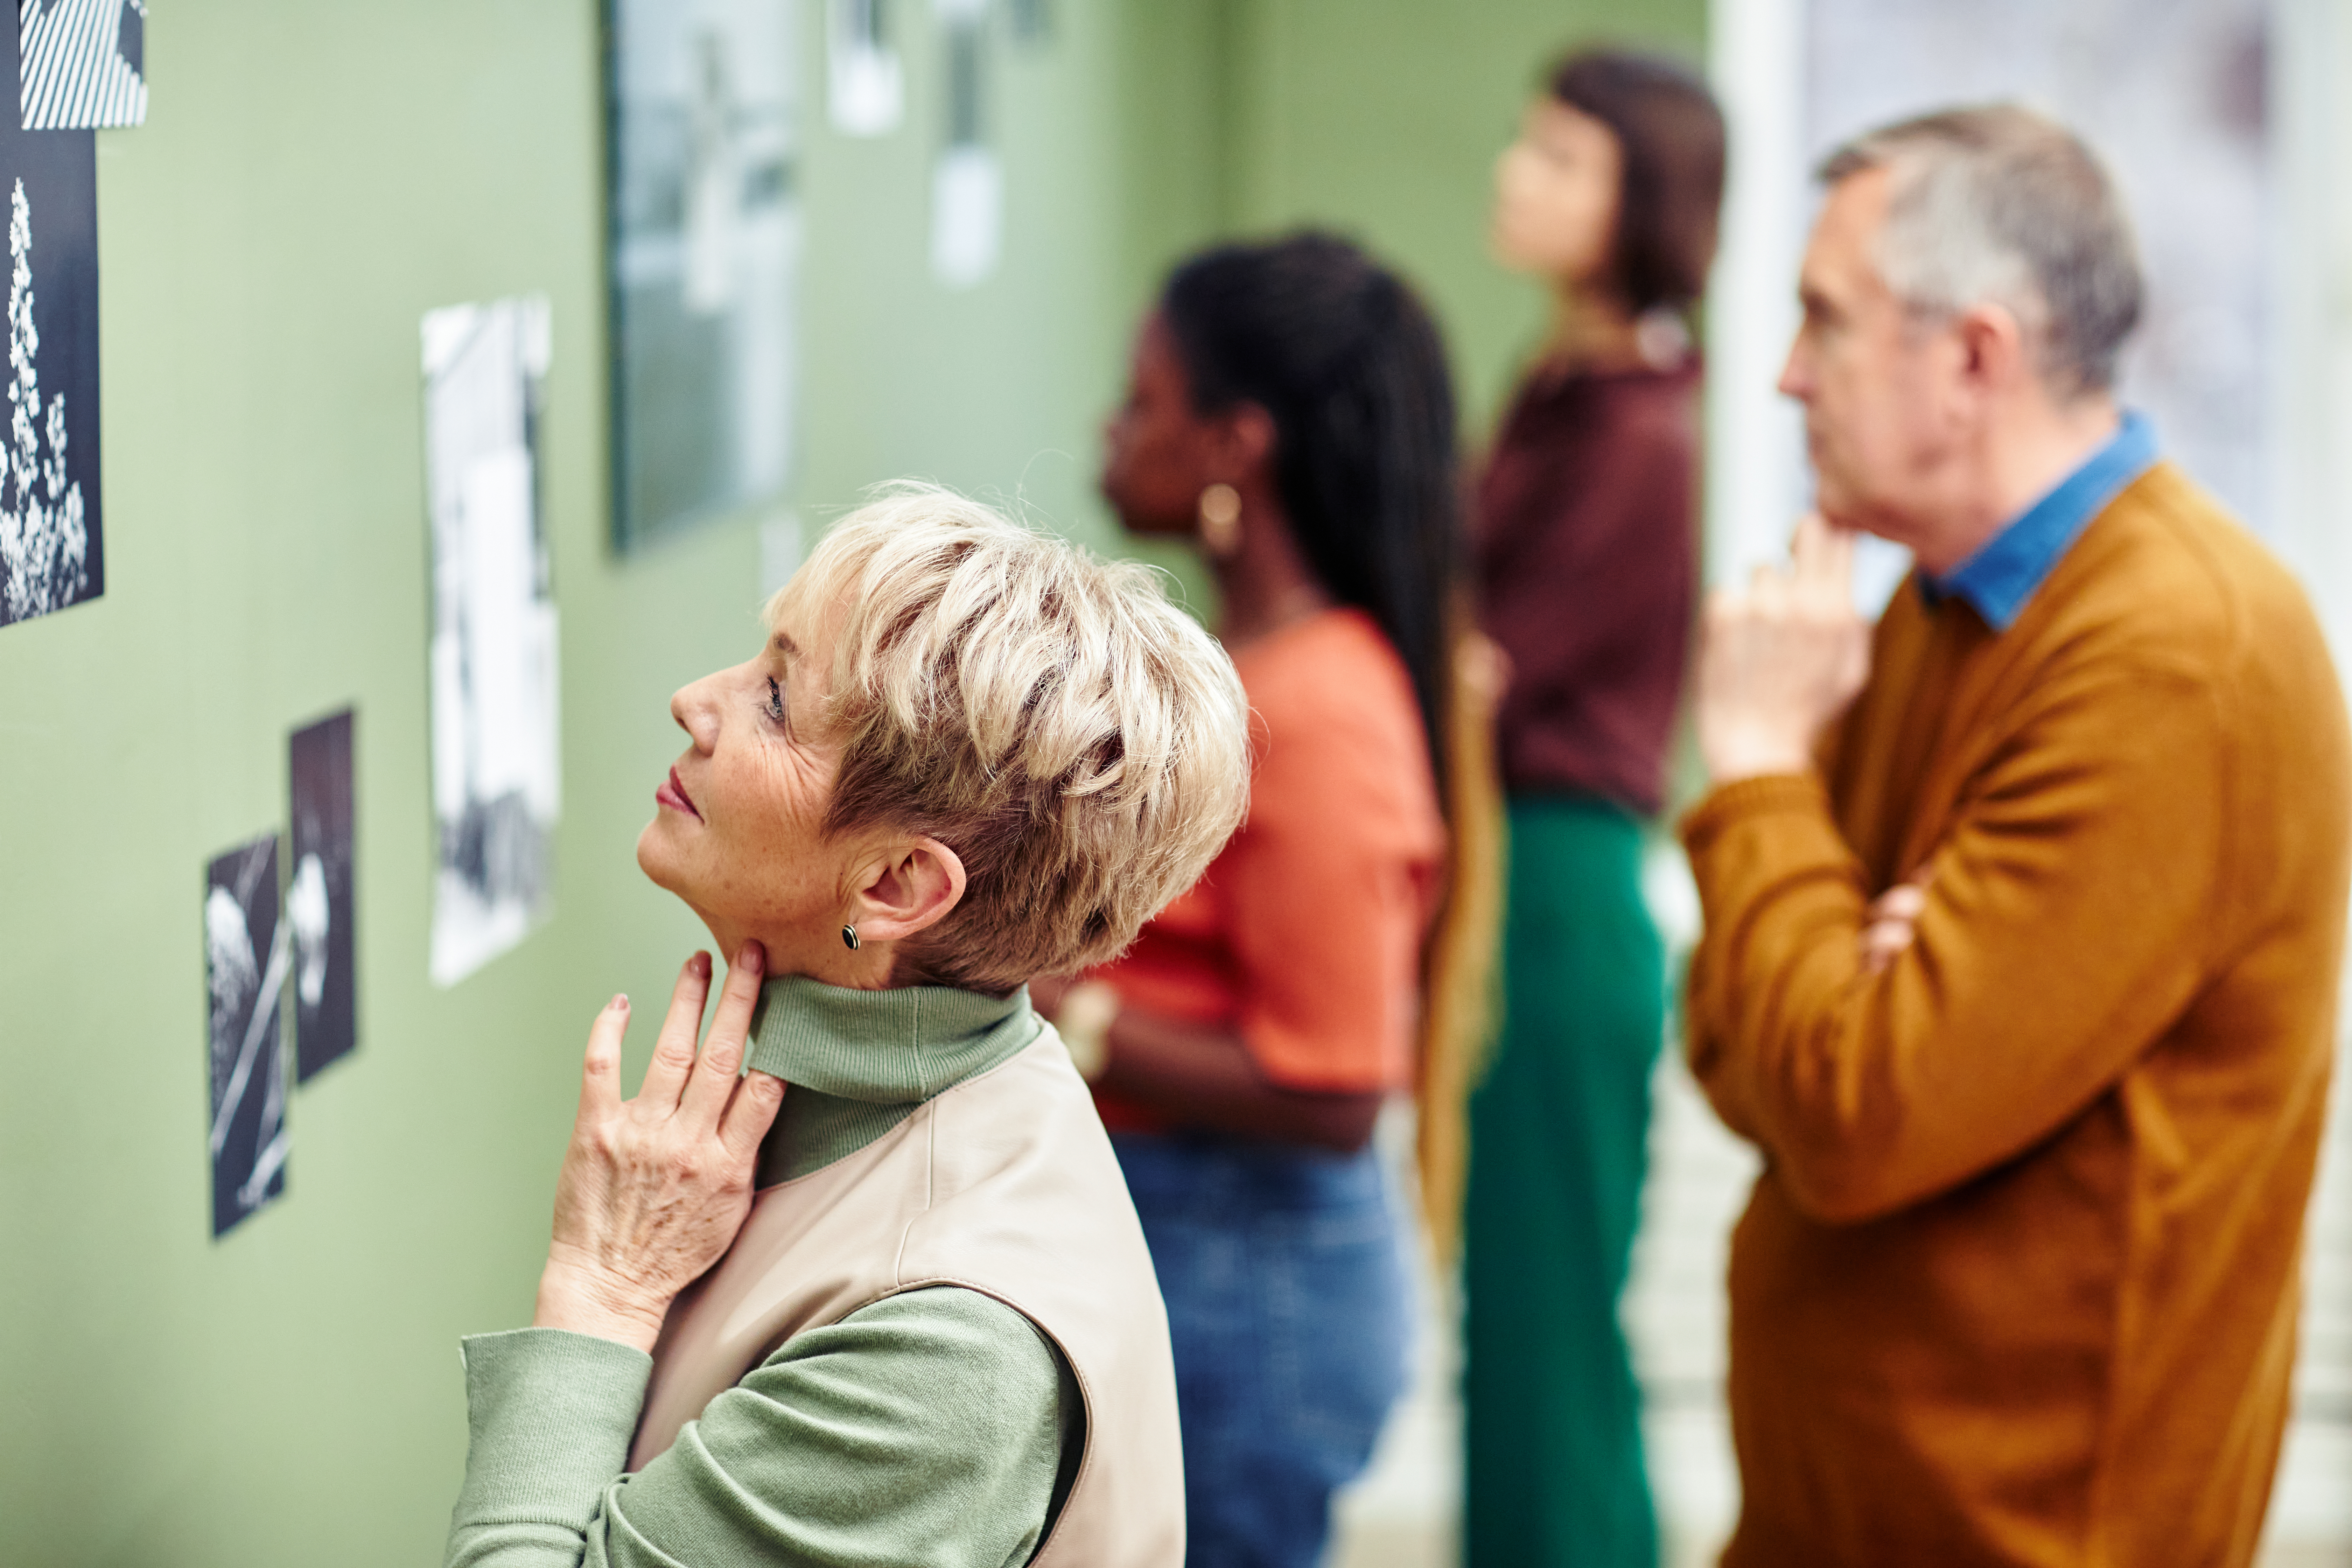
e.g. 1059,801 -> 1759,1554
1920,410 -> 2160,631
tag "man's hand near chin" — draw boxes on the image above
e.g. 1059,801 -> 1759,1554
1694,512 -> 1874,785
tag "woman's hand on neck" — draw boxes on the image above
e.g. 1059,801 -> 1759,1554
1209,478 -> 1335,651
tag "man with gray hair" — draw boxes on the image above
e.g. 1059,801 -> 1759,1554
1681,105 -> 2351,1565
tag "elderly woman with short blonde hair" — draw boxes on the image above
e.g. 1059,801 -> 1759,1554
442,487 -> 1250,1568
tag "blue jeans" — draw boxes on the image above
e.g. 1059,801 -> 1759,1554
1114,1132 -> 1412,1568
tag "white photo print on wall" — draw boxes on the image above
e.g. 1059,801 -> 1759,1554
422,296 -> 559,987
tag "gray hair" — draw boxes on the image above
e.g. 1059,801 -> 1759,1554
1819,104 -> 2143,397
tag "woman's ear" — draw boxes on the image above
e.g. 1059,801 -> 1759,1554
847,836 -> 968,945
1206,401 -> 1278,488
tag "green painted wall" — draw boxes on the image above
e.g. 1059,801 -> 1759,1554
0,1 -> 1698,1562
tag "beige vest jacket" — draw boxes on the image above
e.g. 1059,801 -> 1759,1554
629,1030 -> 1185,1567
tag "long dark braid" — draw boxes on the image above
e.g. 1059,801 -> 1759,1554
1161,232 -> 1462,795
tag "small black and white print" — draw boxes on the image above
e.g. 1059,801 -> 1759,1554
206,833 -> 289,1237
0,7 -> 99,631
19,0 -> 146,130
289,709 -> 357,1082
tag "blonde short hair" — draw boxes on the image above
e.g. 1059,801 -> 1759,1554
771,484 -> 1251,993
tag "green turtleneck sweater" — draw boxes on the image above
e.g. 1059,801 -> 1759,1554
444,980 -> 1080,1568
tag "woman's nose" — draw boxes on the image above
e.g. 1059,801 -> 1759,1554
1497,141 -> 1537,200
671,679 -> 721,752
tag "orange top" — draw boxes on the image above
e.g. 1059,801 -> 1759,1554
1093,608 -> 1446,1128
1681,464 -> 2352,1568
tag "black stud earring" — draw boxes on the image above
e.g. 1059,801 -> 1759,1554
841,924 -> 860,951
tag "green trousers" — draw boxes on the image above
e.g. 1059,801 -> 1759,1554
1463,796 -> 1664,1567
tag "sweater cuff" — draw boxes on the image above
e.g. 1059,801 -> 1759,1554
453,1328 -> 652,1527
1678,773 -> 1829,854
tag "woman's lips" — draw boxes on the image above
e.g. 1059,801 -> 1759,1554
657,766 -> 702,822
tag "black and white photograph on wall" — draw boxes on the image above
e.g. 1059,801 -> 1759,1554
206,833 -> 289,1238
608,0 -> 798,550
826,0 -> 901,136
20,0 -> 147,129
0,15 -> 97,630
930,0 -> 999,289
289,708 -> 357,1080
422,295 -> 560,987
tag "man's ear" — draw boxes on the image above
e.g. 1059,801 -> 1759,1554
847,836 -> 968,945
1953,301 -> 2030,395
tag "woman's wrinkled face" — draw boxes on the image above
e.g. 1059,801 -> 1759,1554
636,597 -> 858,974
1100,312 -> 1217,539
1491,98 -> 1623,286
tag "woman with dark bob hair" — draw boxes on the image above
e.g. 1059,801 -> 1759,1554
1034,232 -> 1464,1567
442,488 -> 1252,1567
1465,46 -> 1724,1568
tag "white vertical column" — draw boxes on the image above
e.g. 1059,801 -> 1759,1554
1703,0 -> 1811,589
2268,0 -> 2352,660
1638,10 -> 1815,1559
2262,2 -> 2352,1556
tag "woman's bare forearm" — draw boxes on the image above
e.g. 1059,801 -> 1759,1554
1093,1007 -> 1382,1152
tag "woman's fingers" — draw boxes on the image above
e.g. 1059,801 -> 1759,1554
679,941 -> 766,1132
721,1071 -> 788,1161
637,952 -> 715,1111
577,996 -> 630,1122
536,946 -> 779,1352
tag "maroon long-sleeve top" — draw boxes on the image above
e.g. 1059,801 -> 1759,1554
1474,358 -> 1701,817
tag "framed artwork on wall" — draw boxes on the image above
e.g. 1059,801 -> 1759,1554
606,0 -> 800,552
